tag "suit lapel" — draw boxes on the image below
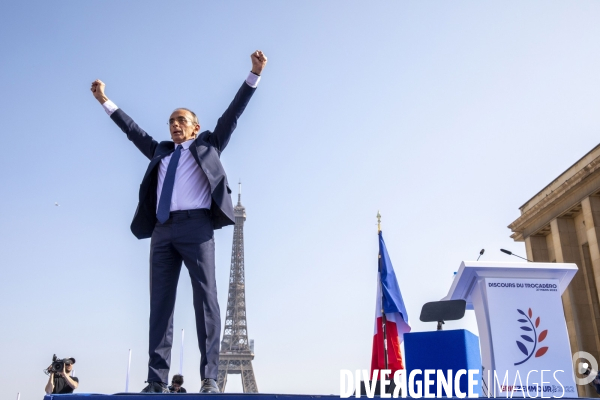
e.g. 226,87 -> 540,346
190,142 -> 202,166
191,135 -> 212,166
142,142 -> 174,182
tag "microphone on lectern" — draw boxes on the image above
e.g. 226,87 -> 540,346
500,248 -> 533,262
477,249 -> 485,261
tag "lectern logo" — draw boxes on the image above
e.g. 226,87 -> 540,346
514,308 -> 549,366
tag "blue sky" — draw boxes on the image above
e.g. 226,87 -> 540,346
1,1 -> 600,398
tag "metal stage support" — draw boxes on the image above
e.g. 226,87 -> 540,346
217,183 -> 259,393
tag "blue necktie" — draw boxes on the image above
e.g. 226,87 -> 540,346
156,145 -> 183,223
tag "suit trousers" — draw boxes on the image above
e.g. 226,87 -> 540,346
147,209 -> 220,384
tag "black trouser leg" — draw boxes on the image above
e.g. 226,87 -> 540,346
173,213 -> 220,380
147,222 -> 183,384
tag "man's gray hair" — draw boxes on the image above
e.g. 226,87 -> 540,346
174,108 -> 199,126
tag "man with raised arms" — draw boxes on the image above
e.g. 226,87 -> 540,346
90,50 -> 267,393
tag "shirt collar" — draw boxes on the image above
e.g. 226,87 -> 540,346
177,138 -> 195,150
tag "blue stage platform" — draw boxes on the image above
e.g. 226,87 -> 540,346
42,394 -> 585,400
44,394 -> 340,400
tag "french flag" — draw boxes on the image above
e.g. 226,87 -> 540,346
370,231 -> 411,377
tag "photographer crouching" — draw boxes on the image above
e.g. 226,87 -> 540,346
44,355 -> 79,394
169,374 -> 187,393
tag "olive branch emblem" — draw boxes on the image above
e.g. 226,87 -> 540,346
515,308 -> 549,366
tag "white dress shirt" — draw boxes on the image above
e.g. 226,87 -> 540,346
102,72 -> 260,212
156,138 -> 212,211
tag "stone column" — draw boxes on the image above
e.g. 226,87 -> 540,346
525,235 -> 550,262
580,197 -> 600,370
582,197 -> 600,295
551,217 -> 598,397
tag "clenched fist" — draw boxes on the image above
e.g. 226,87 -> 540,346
250,50 -> 267,76
91,79 -> 109,104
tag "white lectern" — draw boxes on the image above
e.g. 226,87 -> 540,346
443,261 -> 578,397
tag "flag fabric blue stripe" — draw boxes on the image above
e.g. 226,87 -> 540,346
379,231 -> 409,323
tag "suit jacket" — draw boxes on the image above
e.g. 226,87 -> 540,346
110,81 -> 256,239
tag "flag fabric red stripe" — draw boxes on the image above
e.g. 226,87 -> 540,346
370,316 -> 404,376
370,231 -> 411,377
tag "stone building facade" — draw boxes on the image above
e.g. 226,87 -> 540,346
509,144 -> 600,397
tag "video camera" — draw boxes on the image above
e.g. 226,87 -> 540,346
45,354 -> 74,375
50,354 -> 65,373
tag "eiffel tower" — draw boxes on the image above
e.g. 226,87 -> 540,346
217,183 -> 258,393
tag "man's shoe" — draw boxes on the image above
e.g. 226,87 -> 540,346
200,378 -> 220,393
141,381 -> 169,393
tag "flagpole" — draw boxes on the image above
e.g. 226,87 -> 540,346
377,211 -> 389,371
125,349 -> 131,393
179,329 -> 184,375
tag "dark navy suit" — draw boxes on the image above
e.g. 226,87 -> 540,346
109,81 -> 256,383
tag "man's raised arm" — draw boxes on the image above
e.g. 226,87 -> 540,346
210,50 -> 268,152
91,79 -> 158,160
91,79 -> 120,116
